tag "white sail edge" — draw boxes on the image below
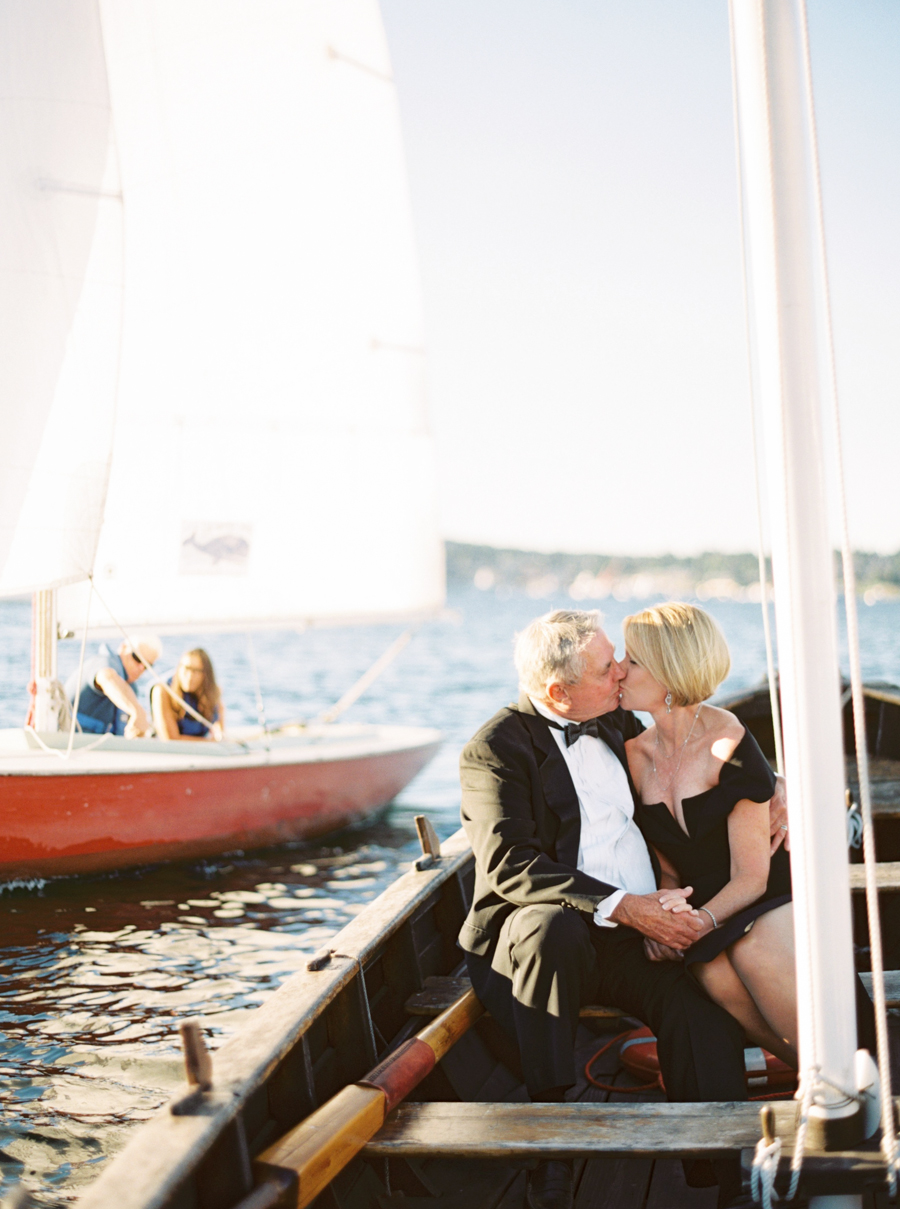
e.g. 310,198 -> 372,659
0,0 -> 122,600
46,0 -> 444,636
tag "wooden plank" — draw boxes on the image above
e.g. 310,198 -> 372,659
849,862 -> 900,891
366,1102 -> 764,1159
847,758 -> 900,814
255,1084 -> 385,1209
405,976 -> 624,1019
859,971 -> 900,1006
78,830 -> 474,1209
245,989 -> 484,1209
407,965 -> 900,1018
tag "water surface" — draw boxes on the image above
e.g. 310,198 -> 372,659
1,587 -> 898,1202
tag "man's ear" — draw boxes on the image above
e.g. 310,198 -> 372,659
547,681 -> 568,706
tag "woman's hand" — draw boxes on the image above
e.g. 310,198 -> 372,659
656,887 -> 696,914
643,937 -> 683,962
210,721 -> 224,741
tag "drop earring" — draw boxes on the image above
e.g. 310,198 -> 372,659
665,691 -> 672,713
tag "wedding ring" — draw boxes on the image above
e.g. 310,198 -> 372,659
780,824 -> 788,831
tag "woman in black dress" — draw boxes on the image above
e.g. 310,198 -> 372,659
618,602 -> 797,1067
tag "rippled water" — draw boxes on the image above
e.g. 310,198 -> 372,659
2,587 -> 899,1203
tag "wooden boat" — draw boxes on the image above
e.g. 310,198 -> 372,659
72,820 -> 899,1209
63,693 -> 900,1203
0,724 -> 441,879
0,0 -> 445,875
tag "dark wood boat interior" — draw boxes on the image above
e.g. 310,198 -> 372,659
78,805 -> 900,1209
721,680 -> 900,839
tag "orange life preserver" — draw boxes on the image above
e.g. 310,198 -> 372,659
586,1026 -> 797,1097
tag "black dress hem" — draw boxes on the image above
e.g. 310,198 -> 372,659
684,892 -> 792,966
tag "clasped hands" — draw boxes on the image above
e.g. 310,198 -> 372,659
609,885 -> 714,963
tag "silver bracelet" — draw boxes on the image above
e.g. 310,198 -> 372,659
699,906 -> 718,929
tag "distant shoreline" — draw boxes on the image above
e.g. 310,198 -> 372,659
446,541 -> 900,605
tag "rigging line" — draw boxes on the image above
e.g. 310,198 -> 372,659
246,633 -> 268,738
27,726 -> 112,760
315,627 -> 416,726
87,578 -> 238,743
325,45 -> 393,83
728,0 -> 783,779
65,578 -> 94,759
799,2 -> 898,1187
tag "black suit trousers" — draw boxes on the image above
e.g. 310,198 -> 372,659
466,902 -> 747,1102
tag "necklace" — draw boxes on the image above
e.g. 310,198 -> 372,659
652,705 -> 703,796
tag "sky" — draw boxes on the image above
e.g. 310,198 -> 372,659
379,1 -> 900,556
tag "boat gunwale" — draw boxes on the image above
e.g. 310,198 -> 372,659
0,725 -> 443,777
76,827 -> 473,1209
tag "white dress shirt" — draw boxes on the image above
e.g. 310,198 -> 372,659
530,697 -> 657,925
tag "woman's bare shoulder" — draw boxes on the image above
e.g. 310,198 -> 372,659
625,726 -> 655,758
702,705 -> 745,761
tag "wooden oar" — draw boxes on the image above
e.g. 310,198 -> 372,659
236,987 -> 484,1209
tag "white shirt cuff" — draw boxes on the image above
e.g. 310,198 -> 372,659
593,888 -> 627,927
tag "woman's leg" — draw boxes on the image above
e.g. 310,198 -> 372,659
692,949 -> 797,1067
728,903 -> 798,1060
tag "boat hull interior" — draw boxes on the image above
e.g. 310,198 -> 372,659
77,822 -> 900,1209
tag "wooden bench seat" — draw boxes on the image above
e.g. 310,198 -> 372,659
406,971 -> 900,1019
366,1101 -> 769,1159
849,861 -> 900,890
365,1101 -> 892,1193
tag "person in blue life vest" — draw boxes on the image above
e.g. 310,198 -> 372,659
65,636 -> 161,737
150,647 -> 225,741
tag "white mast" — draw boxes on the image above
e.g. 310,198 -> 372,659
730,0 -> 864,1200
31,589 -> 61,732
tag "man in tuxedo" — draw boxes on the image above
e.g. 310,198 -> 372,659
458,609 -> 787,1209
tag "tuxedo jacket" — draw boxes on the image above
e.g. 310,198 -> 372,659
458,693 -> 647,958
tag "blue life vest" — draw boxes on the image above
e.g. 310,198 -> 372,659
65,645 -> 130,735
171,678 -> 219,737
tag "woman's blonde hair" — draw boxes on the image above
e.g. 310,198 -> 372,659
623,602 -> 730,706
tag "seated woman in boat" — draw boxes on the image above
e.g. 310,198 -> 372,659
619,602 -> 798,1065
151,648 -> 225,741
619,602 -> 876,1067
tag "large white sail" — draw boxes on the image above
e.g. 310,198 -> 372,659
0,0 -> 123,597
56,0 -> 443,634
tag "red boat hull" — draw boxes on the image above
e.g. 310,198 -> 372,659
0,727 -> 441,877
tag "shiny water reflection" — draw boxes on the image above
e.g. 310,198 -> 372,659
1,588 -> 899,1202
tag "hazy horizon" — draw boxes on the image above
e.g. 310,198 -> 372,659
381,1 -> 900,557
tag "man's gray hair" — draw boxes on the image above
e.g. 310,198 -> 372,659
126,633 -> 163,664
514,609 -> 604,699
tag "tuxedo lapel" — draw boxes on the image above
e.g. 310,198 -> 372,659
516,695 -> 582,867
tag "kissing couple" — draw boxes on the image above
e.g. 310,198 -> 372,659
457,605 -> 875,1209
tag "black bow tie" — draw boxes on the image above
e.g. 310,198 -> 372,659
546,715 -> 605,747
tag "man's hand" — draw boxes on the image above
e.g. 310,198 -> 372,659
769,775 -> 789,853
609,890 -> 705,950
643,937 -> 683,962
124,705 -> 150,738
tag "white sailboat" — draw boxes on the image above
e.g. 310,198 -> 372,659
0,0 -> 443,878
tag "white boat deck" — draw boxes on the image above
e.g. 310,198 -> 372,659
0,724 -> 442,776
